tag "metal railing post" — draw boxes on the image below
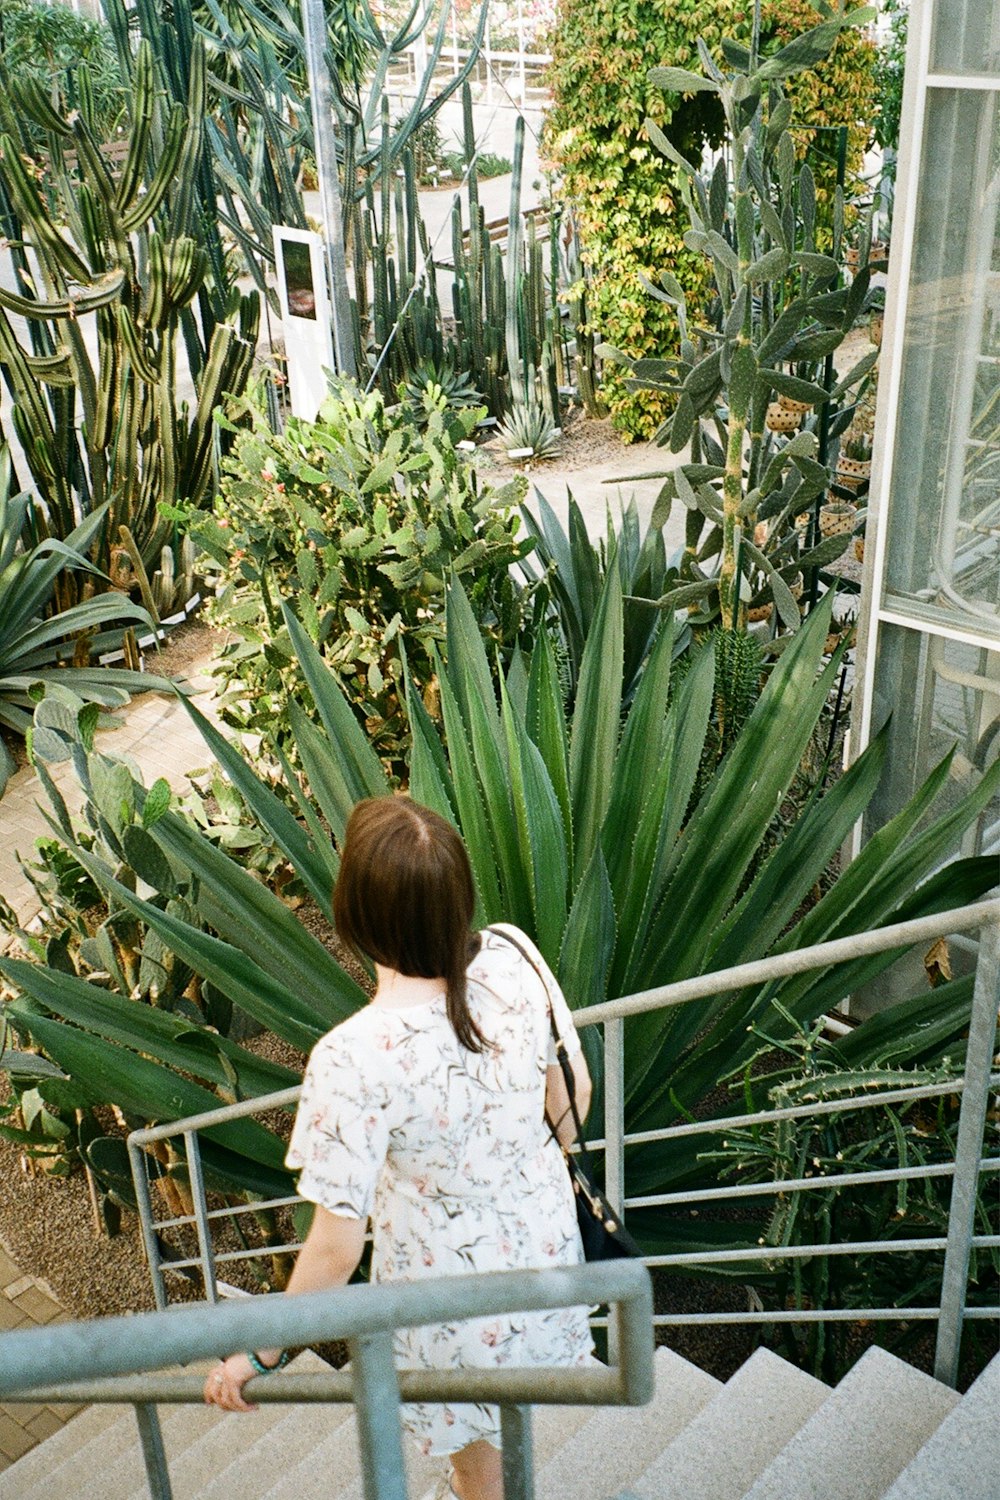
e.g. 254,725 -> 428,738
184,1131 -> 219,1303
500,1403 -> 534,1500
347,1332 -> 408,1500
603,1018 -> 626,1363
934,913 -> 1000,1386
127,1139 -> 168,1311
133,1403 -> 172,1500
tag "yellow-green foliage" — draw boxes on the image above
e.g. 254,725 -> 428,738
545,0 -> 877,440
545,0 -> 742,440
774,0 -> 878,226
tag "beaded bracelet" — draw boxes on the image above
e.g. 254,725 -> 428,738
247,1349 -> 290,1376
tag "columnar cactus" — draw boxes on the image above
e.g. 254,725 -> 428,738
0,36 -> 258,582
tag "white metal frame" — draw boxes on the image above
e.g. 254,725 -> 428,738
851,0 -> 1000,855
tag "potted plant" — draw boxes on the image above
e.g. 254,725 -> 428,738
837,431 -> 873,487
766,402 -> 801,433
820,497 -> 859,538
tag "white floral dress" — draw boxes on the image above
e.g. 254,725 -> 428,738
286,922 -> 594,1455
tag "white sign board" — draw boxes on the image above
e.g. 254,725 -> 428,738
273,227 -> 335,421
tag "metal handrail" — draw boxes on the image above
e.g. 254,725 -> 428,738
0,1261 -> 654,1500
126,898 -> 1000,1392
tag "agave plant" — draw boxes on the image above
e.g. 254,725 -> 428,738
2,569 -> 996,1242
518,490 -> 680,704
498,399 -> 563,463
0,450 -> 167,795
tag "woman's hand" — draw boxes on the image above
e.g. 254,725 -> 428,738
203,1352 -> 258,1412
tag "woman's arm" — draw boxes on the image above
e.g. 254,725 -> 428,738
546,1049 -> 593,1149
203,1206 -> 366,1412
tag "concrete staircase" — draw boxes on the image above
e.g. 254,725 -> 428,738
0,1344 -> 996,1499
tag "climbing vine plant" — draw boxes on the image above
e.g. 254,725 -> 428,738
545,0 -> 877,439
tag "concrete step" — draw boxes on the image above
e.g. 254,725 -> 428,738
334,1390 -> 602,1500
124,1351 -> 337,1500
10,1393 -> 215,1500
534,1346 -> 722,1500
0,1399 -> 125,1497
881,1352 -> 1000,1500
633,1345 -> 830,1500
741,1345 -> 961,1500
256,1396 -> 363,1499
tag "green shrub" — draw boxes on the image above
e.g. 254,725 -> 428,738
193,380 -> 532,773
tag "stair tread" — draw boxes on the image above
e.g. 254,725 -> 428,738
881,1352 -> 1000,1500
9,1394 -> 210,1500
0,1400 -> 127,1497
741,1346 -> 961,1500
123,1351 -> 339,1500
535,1346 -> 721,1499
635,1345 -> 830,1500
256,1401 -> 363,1499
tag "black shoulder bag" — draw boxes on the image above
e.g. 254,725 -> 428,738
489,927 -> 641,1262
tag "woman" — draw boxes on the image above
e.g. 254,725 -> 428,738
204,795 -> 594,1500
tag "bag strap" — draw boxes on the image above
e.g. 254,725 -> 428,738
485,926 -> 594,1169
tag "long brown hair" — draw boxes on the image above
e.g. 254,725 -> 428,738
333,796 -> 488,1052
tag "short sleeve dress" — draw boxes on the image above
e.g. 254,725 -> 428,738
285,923 -> 594,1456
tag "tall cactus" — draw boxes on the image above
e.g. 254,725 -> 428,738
0,36 -> 258,585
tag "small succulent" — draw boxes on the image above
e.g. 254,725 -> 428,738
498,398 -> 562,462
402,357 -> 484,414
841,431 -> 873,462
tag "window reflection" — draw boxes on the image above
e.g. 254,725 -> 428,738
884,86 -> 1000,638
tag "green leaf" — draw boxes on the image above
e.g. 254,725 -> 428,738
760,370 -> 832,406
142,778 -> 172,829
500,677 -> 568,966
436,652 -> 504,919
5,1006 -> 288,1167
445,576 -> 503,754
121,825 -> 178,895
570,568 -> 623,881
794,252 -> 840,278
526,628 -> 572,854
648,66 -> 720,95
745,247 -> 791,285
181,697 -> 338,912
558,842 -> 616,1010
643,118 -> 697,177
635,595 -> 837,999
754,17 -> 847,82
670,392 -> 696,453
281,603 -> 388,807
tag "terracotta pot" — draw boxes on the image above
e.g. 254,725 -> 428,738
854,536 -> 865,563
778,393 -> 812,416
869,311 -> 883,347
870,239 -> 888,267
845,246 -> 860,272
747,601 -> 773,623
838,454 -> 872,481
820,501 -> 858,538
789,573 -> 804,601
766,402 -> 800,433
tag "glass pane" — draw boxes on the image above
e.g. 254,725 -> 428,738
882,85 -> 1000,641
863,624 -> 1000,857
930,0 -> 1000,78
